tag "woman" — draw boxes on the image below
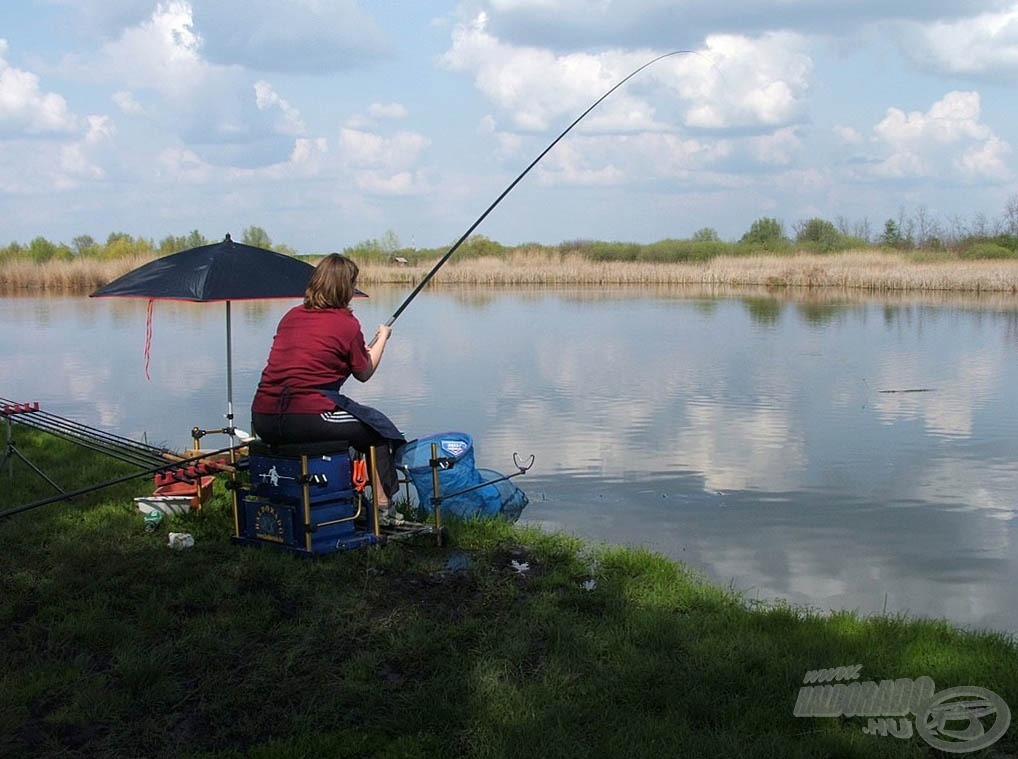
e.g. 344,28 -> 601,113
251,253 -> 403,514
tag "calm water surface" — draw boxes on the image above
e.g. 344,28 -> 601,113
2,286 -> 1017,632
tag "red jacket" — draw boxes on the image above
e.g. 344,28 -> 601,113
252,306 -> 371,415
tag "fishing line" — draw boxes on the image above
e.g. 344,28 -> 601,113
372,49 -> 690,342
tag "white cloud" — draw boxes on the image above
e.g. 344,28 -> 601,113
0,39 -> 79,135
367,102 -> 408,120
958,136 -> 1012,179
154,146 -> 212,184
84,114 -> 116,144
834,125 -> 863,144
338,127 -> 430,169
345,102 -> 410,131
290,137 -> 328,165
47,0 -> 390,74
83,1 -> 207,101
871,91 -> 1012,181
471,121 -> 732,192
5,0 -> 1018,249
64,2 -> 317,167
475,0 -> 1001,54
437,13 -> 811,194
749,126 -> 801,165
534,138 -> 627,185
440,13 -> 671,133
191,0 -> 390,73
441,14 -> 813,135
254,80 -> 306,136
353,170 -> 420,195
112,90 -> 146,116
336,127 -> 431,195
901,5 -> 1018,77
674,32 -> 812,129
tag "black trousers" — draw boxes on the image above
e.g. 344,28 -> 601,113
251,411 -> 399,498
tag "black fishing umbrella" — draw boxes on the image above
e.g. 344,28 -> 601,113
90,234 -> 316,438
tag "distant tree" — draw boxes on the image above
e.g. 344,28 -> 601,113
896,206 -> 916,249
880,219 -> 903,248
242,226 -> 272,249
1003,194 -> 1018,237
912,205 -> 944,249
158,235 -> 187,254
102,235 -> 154,259
343,238 -> 384,259
835,215 -> 871,243
969,212 -> 991,238
185,229 -> 207,248
2,241 -> 25,260
71,235 -> 98,257
380,229 -> 400,256
460,234 -> 504,259
740,217 -> 785,245
794,217 -> 843,251
691,227 -> 720,242
28,236 -> 60,262
106,231 -> 133,246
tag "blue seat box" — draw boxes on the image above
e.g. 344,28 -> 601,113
239,494 -> 362,554
247,442 -> 354,504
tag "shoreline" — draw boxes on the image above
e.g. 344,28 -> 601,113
3,250 -> 1018,295
2,428 -> 1016,757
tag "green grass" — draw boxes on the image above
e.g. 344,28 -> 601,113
1,428 -> 1016,757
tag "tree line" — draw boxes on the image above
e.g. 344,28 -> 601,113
5,200 -> 1018,265
0,226 -> 296,264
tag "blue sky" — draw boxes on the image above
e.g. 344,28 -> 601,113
3,0 -> 1018,252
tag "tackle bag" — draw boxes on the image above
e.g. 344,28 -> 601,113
396,431 -> 528,521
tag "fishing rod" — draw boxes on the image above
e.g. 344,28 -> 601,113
373,49 -> 688,342
1,398 -> 176,470
0,443 -> 240,520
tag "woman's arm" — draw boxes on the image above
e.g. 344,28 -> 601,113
352,324 -> 391,382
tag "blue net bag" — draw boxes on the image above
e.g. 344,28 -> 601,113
396,432 -> 528,521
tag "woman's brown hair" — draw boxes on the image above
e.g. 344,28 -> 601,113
304,253 -> 359,309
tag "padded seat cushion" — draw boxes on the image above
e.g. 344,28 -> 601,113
248,439 -> 350,458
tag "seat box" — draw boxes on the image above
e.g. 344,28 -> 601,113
239,494 -> 359,550
247,447 -> 354,504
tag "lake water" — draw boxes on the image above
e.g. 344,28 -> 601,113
2,286 -> 1017,633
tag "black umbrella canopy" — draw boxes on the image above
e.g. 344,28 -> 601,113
90,234 -> 319,440
90,234 -> 315,302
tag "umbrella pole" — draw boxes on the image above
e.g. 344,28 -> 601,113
225,301 -> 235,441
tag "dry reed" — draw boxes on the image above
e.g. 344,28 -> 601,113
358,249 -> 1018,293
0,255 -> 158,294
4,249 -> 1018,294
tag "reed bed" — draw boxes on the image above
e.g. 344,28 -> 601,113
0,254 -> 157,294
360,249 -> 1018,292
4,249 -> 1018,294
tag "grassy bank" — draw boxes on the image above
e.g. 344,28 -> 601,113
4,249 -> 1018,294
1,428 -> 1016,758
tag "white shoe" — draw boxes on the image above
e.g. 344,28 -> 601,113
378,507 -> 405,527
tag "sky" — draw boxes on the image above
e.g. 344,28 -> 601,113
3,0 -> 1018,252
